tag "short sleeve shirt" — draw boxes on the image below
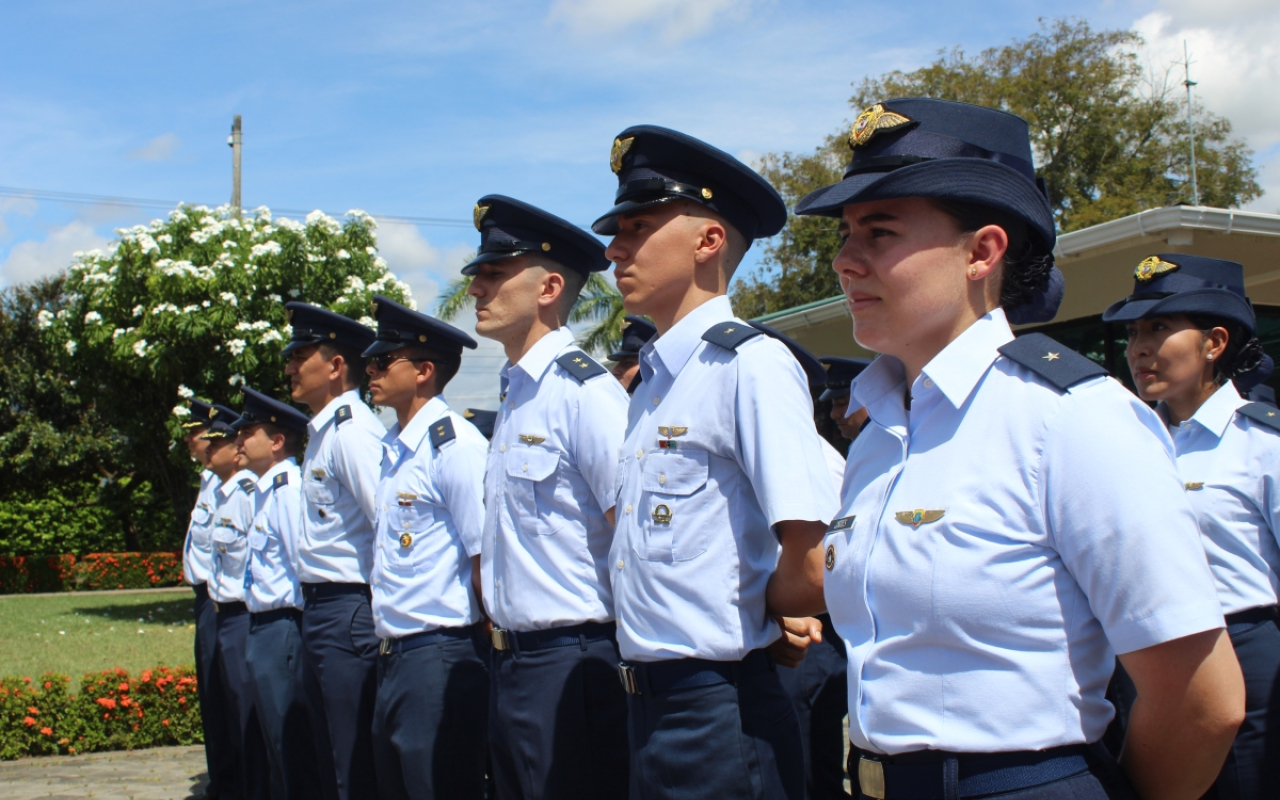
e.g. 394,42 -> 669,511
245,459 -> 304,613
480,326 -> 630,632
209,469 -> 260,604
184,469 -> 221,586
372,397 -> 488,637
610,295 -> 841,662
824,309 -> 1223,755
296,390 -> 386,584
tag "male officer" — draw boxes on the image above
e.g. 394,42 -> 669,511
362,295 -> 489,800
466,195 -> 631,799
281,303 -> 384,800
817,357 -> 871,442
181,399 -> 236,800
204,409 -> 269,800
232,387 -> 316,800
608,315 -> 658,392
597,126 -> 840,799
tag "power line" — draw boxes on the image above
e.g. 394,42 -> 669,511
0,185 -> 475,229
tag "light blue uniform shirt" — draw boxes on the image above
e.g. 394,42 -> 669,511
372,397 -> 487,638
610,295 -> 840,662
246,459 -> 305,614
1163,382 -> 1280,615
210,469 -> 260,604
184,469 -> 220,586
825,309 -> 1223,755
296,390 -> 386,585
480,326 -> 629,632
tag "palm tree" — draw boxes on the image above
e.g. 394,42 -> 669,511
434,275 -> 475,322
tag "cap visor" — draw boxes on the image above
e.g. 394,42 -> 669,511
591,196 -> 683,236
361,339 -> 403,357
461,249 -> 535,276
819,387 -> 850,402
280,336 -> 323,356
608,350 -> 637,362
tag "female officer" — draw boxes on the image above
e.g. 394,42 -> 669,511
765,97 -> 1245,800
1103,254 -> 1279,799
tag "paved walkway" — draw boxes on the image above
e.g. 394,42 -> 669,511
0,746 -> 208,800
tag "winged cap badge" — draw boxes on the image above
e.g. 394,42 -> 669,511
473,203 -> 490,231
848,104 -> 914,149
1134,256 -> 1179,282
894,509 -> 946,528
610,136 -> 635,174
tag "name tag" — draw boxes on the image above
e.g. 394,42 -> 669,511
828,516 -> 856,533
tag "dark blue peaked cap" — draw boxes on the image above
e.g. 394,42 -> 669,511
363,295 -> 478,357
183,398 -> 217,429
795,98 -> 1063,325
1101,254 -> 1256,334
818,357 -> 874,401
608,315 -> 658,361
232,387 -> 310,434
199,405 -> 241,440
282,302 -> 377,356
747,321 -> 827,387
462,195 -> 608,277
593,125 -> 787,244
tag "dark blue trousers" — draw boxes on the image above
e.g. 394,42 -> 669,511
215,603 -> 270,800
626,652 -> 803,800
194,584 -> 236,799
488,630 -> 630,799
246,610 -> 319,800
300,585 -> 379,800
1207,615 -> 1280,799
372,628 -> 489,800
778,618 -> 850,800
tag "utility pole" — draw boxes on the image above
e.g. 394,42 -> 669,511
228,115 -> 243,216
1182,42 -> 1199,207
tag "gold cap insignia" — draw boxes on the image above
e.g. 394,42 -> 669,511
824,543 -> 836,571
610,136 -> 635,174
1184,482 -> 1205,491
700,188 -> 713,200
463,409 -> 475,418
399,532 -> 413,548
1134,256 -> 1179,282
519,434 -> 545,445
652,503 -> 672,525
848,104 -> 914,149
419,335 -> 427,342
541,242 -> 551,252
620,319 -> 631,331
657,426 -> 688,438
894,509 -> 945,528
286,308 -> 294,322
473,203 -> 490,231
328,332 -> 337,339
208,407 -> 217,419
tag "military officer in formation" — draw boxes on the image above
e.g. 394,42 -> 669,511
607,315 -> 658,392
817,356 -> 872,443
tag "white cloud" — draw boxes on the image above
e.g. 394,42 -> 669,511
0,221 -> 108,286
547,0 -> 750,43
129,133 -> 181,162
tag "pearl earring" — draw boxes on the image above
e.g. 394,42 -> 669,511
1207,354 -> 1214,361
970,268 -> 977,277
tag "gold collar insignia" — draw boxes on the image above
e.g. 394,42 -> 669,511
610,136 -> 635,174
848,104 -> 914,149
894,509 -> 945,528
1134,256 -> 1179,282
473,203 -> 490,231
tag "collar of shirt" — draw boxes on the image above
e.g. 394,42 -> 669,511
219,469 -> 258,499
383,395 -> 450,457
643,294 -> 733,380
307,388 -> 363,435
503,326 -> 574,384
852,308 -> 1014,421
255,458 -> 298,492
1163,382 -> 1245,439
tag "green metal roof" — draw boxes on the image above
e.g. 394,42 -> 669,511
750,294 -> 844,323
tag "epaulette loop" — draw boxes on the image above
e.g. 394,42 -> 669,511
702,321 -> 762,352
1237,402 -> 1280,432
272,472 -> 289,490
555,350 -> 607,383
334,405 -> 352,427
997,333 -> 1106,392
238,478 -> 256,495
429,417 -> 457,449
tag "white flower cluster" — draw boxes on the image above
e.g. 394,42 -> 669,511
219,292 -> 239,307
172,404 -> 191,418
36,310 -> 55,330
235,320 -> 272,332
152,303 -> 180,315
157,259 -> 215,280
65,340 -> 77,355
259,329 -> 283,344
346,209 -> 377,230
133,339 -> 149,357
276,218 -> 305,233
137,233 -> 160,255
358,316 -> 375,328
250,241 -> 282,259
84,311 -> 102,324
227,339 -> 247,356
305,210 -> 342,235
336,249 -> 350,260
133,305 -> 145,317
177,384 -> 195,399
228,373 -> 245,387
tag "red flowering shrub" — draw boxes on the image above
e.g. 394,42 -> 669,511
0,666 -> 200,759
0,552 -> 183,594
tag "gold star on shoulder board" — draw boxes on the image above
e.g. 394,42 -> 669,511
610,136 -> 635,174
1134,256 -> 1179,282
848,104 -> 914,149
473,203 -> 490,231
1043,352 -> 1060,361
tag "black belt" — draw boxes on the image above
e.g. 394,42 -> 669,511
1225,605 -> 1279,626
192,583 -> 209,598
617,648 -> 773,696
250,607 -> 302,626
490,621 -> 615,654
379,624 -> 477,656
213,601 -> 247,615
850,744 -> 1095,800
301,582 -> 371,601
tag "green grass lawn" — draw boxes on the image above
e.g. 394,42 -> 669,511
0,588 -> 196,680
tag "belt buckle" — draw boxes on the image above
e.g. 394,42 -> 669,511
858,756 -> 886,800
617,663 -> 640,695
490,628 -> 510,651
213,602 -> 221,613
379,638 -> 392,656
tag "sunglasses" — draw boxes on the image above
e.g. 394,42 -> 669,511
369,354 -> 430,372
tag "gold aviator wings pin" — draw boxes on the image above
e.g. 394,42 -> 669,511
895,509 -> 945,528
519,434 -> 546,445
657,426 -> 688,438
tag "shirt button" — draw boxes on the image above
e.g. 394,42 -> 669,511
652,396 -> 660,405
616,559 -> 624,570
636,449 -> 644,459
508,401 -> 514,409
500,444 -> 507,452
522,464 -> 529,472
923,378 -> 934,389
625,504 -> 633,514
658,474 -> 667,485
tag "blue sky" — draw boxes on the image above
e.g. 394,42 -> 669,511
3,0 -> 1277,409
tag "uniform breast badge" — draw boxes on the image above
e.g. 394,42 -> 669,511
657,426 -> 687,449
396,492 -> 417,507
825,544 -> 836,571
519,434 -> 546,445
894,509 -> 945,528
651,504 -> 672,525
311,469 -> 327,481
399,532 -> 413,548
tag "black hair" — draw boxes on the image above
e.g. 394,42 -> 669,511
405,345 -> 462,392
318,342 -> 368,390
1183,314 -> 1266,387
259,422 -> 306,459
930,199 -> 1053,311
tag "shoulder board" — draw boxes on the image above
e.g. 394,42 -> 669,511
333,405 -> 352,426
429,416 -> 456,449
997,333 -> 1107,392
238,478 -> 256,495
272,472 -> 289,490
555,350 -> 607,383
1237,402 -> 1280,432
702,321 -> 762,352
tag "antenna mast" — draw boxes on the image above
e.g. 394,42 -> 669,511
1182,42 -> 1199,206
229,115 -> 243,217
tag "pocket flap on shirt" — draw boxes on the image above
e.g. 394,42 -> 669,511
249,531 -> 268,551
212,527 -> 240,544
641,450 -> 709,496
506,448 -> 560,482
